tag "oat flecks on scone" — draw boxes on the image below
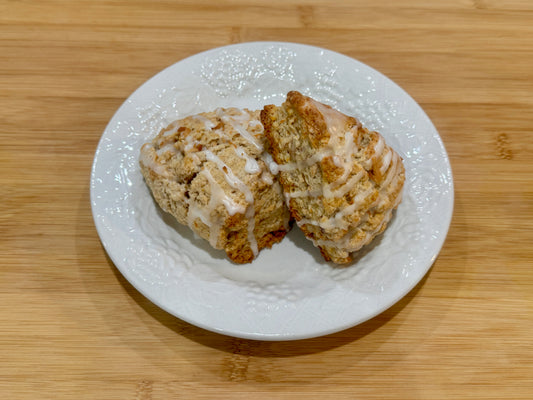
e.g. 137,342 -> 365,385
139,108 -> 291,264
261,91 -> 405,264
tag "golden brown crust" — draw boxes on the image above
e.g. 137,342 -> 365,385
140,108 -> 291,264
262,91 -> 405,264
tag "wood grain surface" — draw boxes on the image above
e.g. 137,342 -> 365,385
1,1 -> 532,399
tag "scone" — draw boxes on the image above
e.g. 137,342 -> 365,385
261,91 -> 405,264
140,107 -> 291,264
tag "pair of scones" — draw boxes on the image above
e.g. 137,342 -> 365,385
139,91 -> 405,264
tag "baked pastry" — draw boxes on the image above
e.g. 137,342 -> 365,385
261,91 -> 405,264
139,108 -> 291,264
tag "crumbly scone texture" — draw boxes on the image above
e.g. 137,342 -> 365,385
139,108 -> 291,264
261,91 -> 405,264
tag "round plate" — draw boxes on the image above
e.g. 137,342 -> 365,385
90,42 -> 453,340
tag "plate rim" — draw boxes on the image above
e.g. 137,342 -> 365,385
90,41 -> 454,341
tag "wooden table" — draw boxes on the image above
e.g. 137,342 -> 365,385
2,1 -> 532,398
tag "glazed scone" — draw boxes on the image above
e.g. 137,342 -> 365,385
140,108 -> 291,264
261,91 -> 405,264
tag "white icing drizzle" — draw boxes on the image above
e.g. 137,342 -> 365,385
313,208 -> 393,252
313,101 -> 349,134
234,146 -> 261,174
140,144 -> 170,177
374,151 -> 403,211
332,155 -> 343,168
380,147 -> 393,175
276,98 -> 359,196
192,114 -> 216,130
161,121 -> 180,137
284,188 -> 322,199
204,150 -> 258,257
205,151 -> 249,195
183,134 -> 200,152
155,142 -> 178,157
374,135 -> 385,159
361,135 -> 385,170
144,108 -> 284,259
296,185 -> 376,231
276,98 -> 364,231
213,128 -> 232,142
217,108 -> 263,151
187,168 -> 244,248
381,151 -> 399,190
261,152 -> 280,175
186,177 -> 220,248
323,169 -> 365,198
277,97 -> 403,252
260,171 -> 274,185
249,119 -> 263,128
276,150 -> 329,172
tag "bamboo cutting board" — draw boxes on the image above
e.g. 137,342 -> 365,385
1,1 -> 532,399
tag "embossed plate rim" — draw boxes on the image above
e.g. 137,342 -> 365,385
90,41 -> 454,341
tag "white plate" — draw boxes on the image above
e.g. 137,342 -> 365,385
90,42 -> 453,340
